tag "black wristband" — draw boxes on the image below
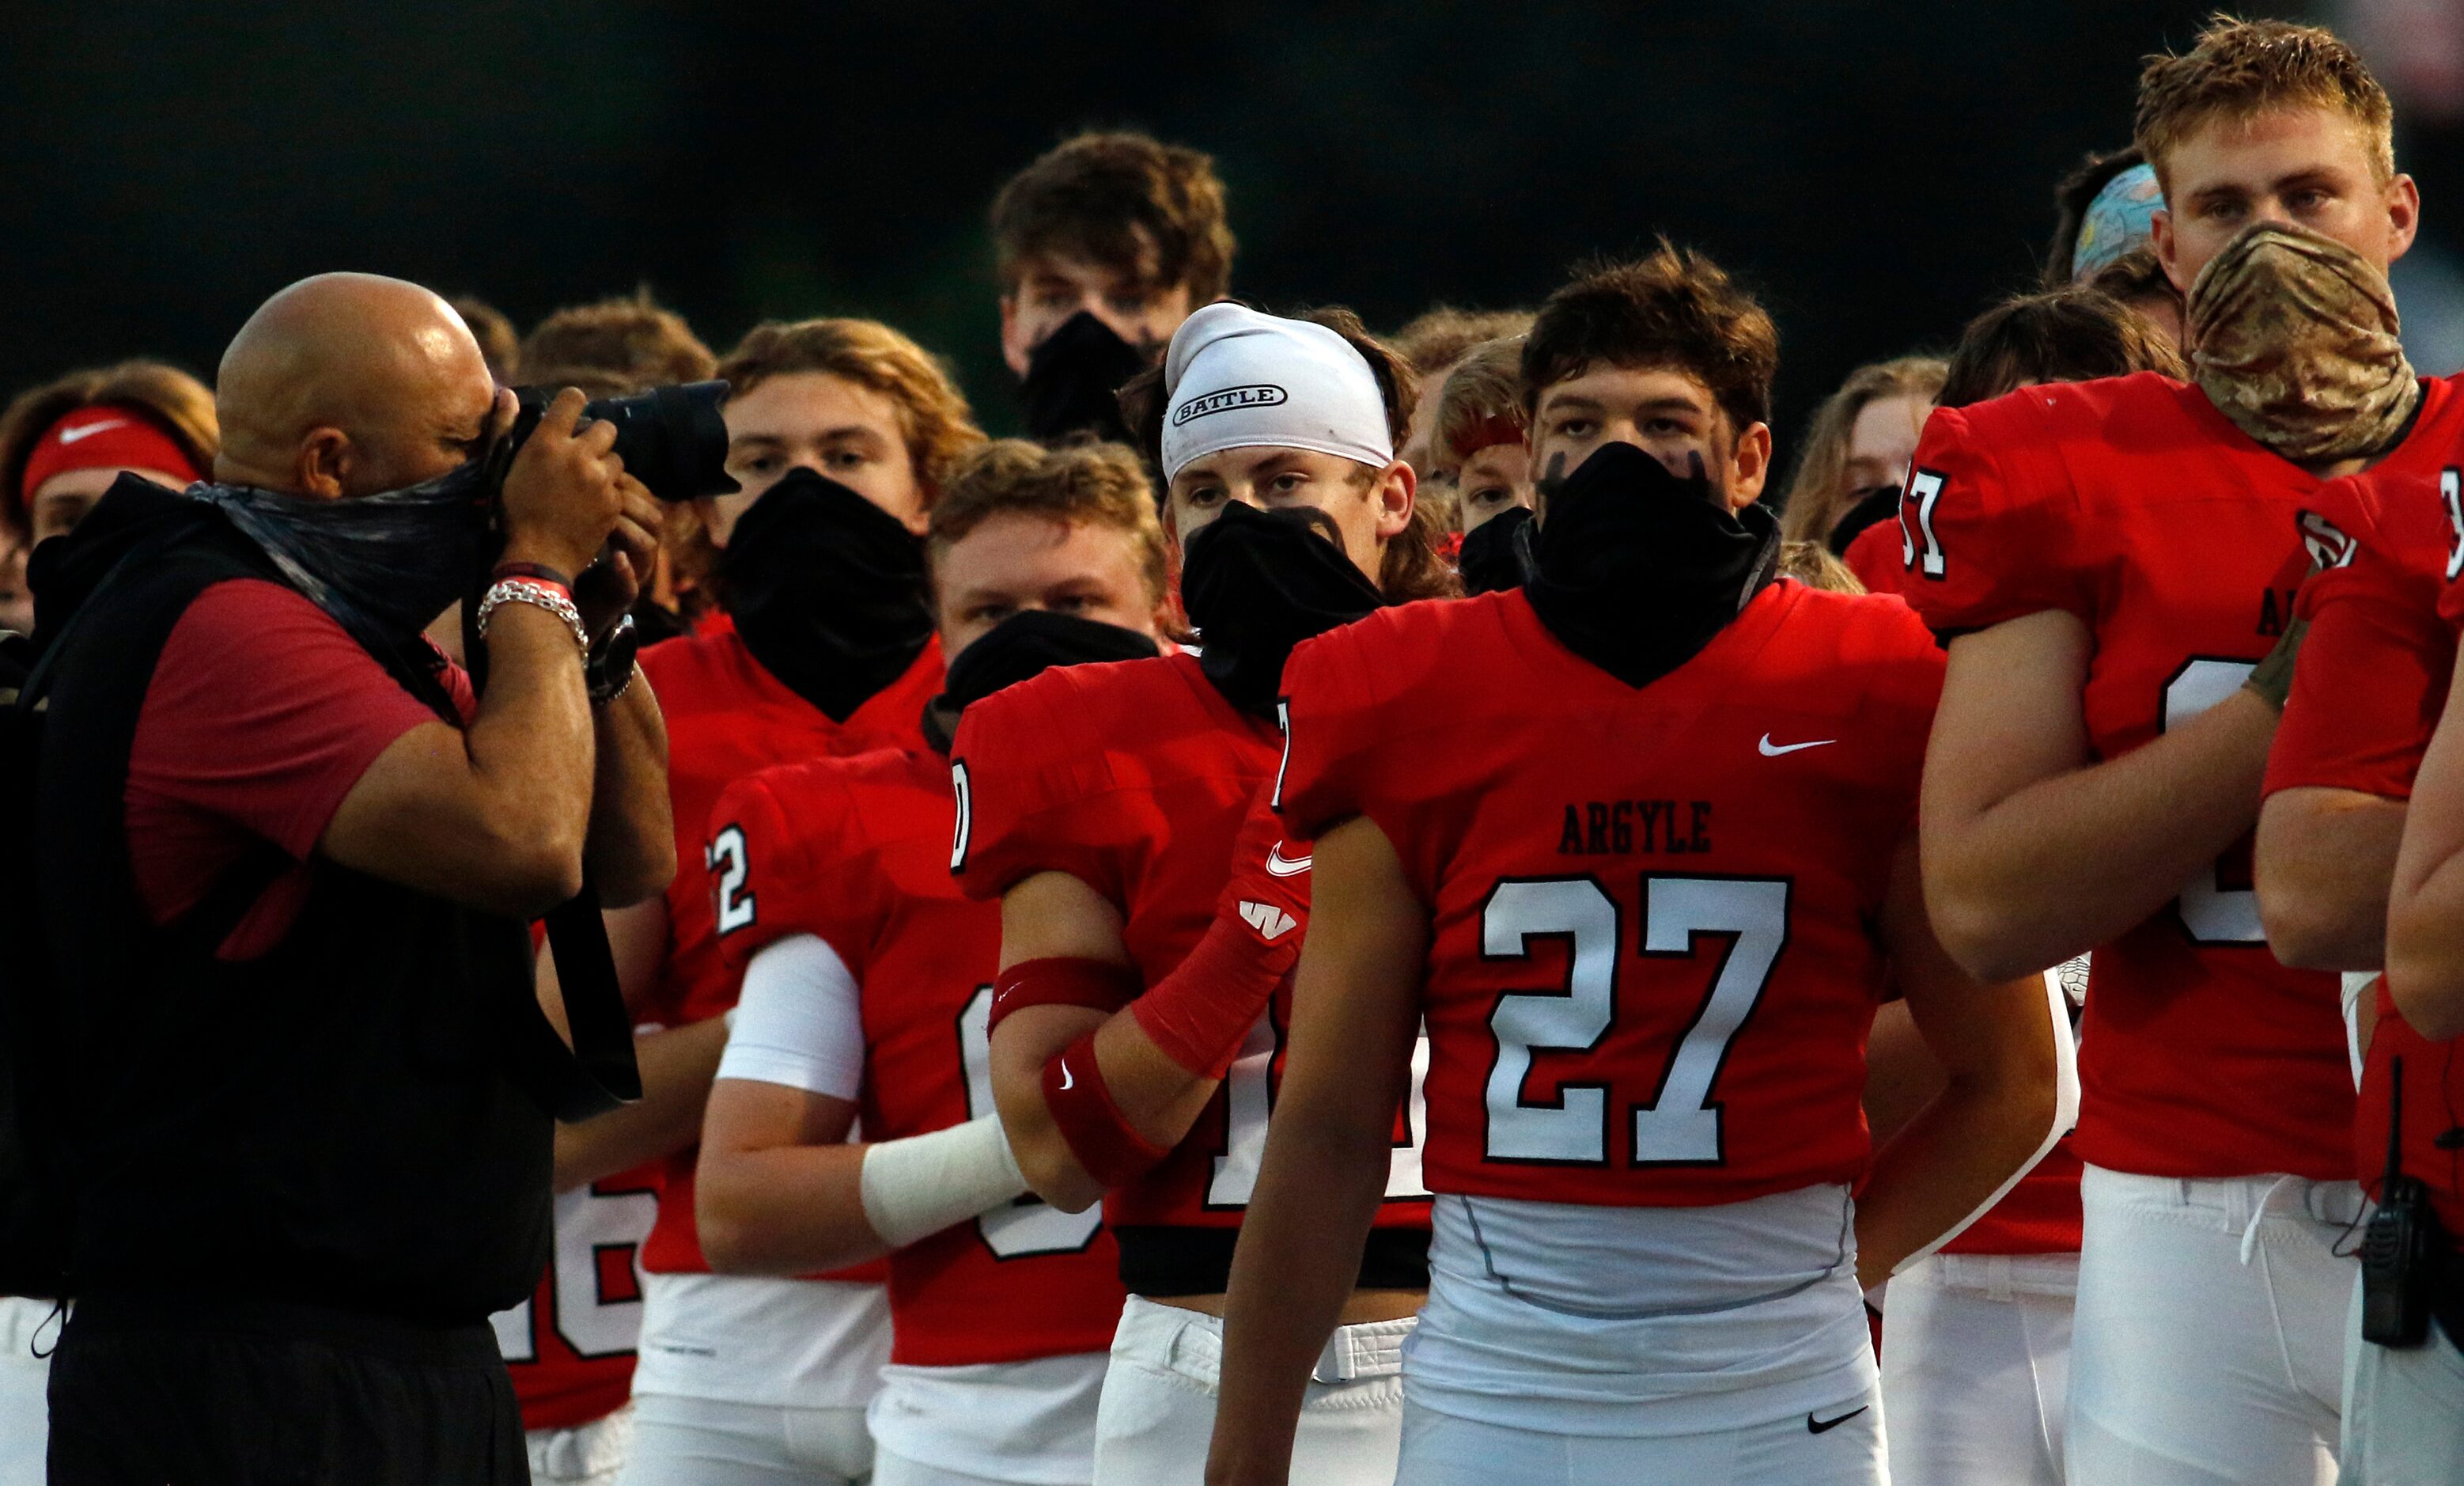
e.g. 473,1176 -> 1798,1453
492,559 -> 575,589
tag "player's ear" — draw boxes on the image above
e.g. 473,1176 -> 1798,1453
1726,423 -> 1773,511
1373,458 -> 1416,541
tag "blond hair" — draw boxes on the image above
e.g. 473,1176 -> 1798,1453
522,290 -> 716,392
1777,356 -> 1947,544
2135,17 -> 2395,188
929,438 -> 1170,608
717,318 -> 986,505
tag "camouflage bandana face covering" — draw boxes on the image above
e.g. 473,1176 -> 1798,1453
2187,220 -> 2420,464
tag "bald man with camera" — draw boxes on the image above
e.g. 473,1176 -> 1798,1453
20,273 -> 672,1484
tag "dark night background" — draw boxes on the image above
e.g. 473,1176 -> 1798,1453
5,1 -> 2461,461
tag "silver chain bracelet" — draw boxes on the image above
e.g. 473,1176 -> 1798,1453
475,578 -> 590,656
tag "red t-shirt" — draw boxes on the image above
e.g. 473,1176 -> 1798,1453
634,618 -> 941,1276
712,748 -> 1125,1367
1277,583 -> 1936,1206
951,650 -> 1433,1238
1898,373 -> 2464,1181
124,578 -> 473,960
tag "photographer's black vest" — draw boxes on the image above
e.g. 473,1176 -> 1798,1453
32,514 -> 551,1325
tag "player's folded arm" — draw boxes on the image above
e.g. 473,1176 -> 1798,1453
2387,651 -> 2464,1040
1856,835 -> 2074,1284
2256,563 -> 2434,971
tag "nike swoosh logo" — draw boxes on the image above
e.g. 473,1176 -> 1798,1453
1264,843 -> 1311,877
1058,1064 -> 1075,1091
57,419 -> 128,445
1758,734 -> 1837,756
1807,1405 -> 1868,1435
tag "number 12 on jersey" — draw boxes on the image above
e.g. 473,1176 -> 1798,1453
1482,874 -> 1788,1166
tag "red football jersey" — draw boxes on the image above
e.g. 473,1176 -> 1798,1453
1942,972 -> 2084,1256
496,1170 -> 661,1431
1277,582 -> 1938,1206
708,747 -> 1126,1367
636,617 -> 943,1276
950,652 -> 1430,1281
1841,519 -> 1909,597
1899,373 -> 2464,1181
2317,460 -> 2464,1238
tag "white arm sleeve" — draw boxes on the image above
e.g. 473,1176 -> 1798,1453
716,933 -> 865,1101
1891,962 -> 2084,1275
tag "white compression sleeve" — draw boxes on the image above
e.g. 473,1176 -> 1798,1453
859,1115 -> 1030,1249
717,933 -> 865,1100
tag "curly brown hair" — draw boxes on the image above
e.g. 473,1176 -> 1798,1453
1521,241 -> 1780,438
1938,285 -> 2189,410
2136,17 -> 2394,188
992,131 -> 1236,305
1391,307 -> 1535,379
522,290 -> 717,393
716,318 -> 986,505
929,438 -> 1171,610
1,361 -> 219,526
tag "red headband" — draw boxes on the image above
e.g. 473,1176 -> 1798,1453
19,404 -> 202,516
1445,413 -> 1526,463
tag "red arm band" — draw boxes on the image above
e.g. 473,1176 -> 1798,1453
1130,910 -> 1293,1078
990,957 -> 1144,1033
1043,1029 -> 1171,1188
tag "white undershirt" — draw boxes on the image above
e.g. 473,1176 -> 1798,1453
718,933 -> 865,1100
1405,1186 -> 1874,1436
636,932 -> 887,1409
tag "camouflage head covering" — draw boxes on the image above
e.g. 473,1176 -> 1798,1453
2187,220 -> 2419,464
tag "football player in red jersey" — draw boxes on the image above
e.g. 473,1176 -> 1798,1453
954,302 -> 1455,1484
604,320 -> 988,1486
1861,282 -> 2180,1486
1905,20 -> 2462,1484
1206,248 -> 2065,1486
2250,459 -> 2463,1480
691,439 -> 1174,1486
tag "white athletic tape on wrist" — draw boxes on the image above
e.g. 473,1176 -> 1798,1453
858,1113 -> 1030,1249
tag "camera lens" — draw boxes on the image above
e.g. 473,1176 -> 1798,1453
583,381 -> 740,503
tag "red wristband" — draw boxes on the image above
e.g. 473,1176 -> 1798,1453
990,957 -> 1144,1033
491,560 -> 575,591
1043,1030 -> 1171,1188
1130,911 -> 1292,1078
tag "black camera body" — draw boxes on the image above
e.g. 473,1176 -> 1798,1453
501,380 -> 739,503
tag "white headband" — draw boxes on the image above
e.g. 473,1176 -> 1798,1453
1159,303 -> 1395,482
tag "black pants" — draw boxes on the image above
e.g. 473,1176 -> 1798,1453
45,1292 -> 528,1485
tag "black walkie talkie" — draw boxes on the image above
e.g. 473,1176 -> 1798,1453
2360,1057 -> 2438,1348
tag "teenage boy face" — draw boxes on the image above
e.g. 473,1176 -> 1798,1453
1001,248 -> 1194,377
2151,107 -> 2420,290
1164,445 -> 1414,582
932,511 -> 1164,658
1530,364 -> 1772,513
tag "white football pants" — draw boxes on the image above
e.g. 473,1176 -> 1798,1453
1091,1294 -> 1408,1485
612,1394 -> 873,1485
2067,1165 -> 2360,1486
1879,1250 -> 2076,1486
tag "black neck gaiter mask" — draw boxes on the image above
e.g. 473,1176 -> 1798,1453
1457,505 -> 1539,595
1179,500 -> 1383,717
197,462 -> 492,654
722,468 -> 933,722
1020,310 -> 1151,445
921,609 -> 1161,753
1524,442 -> 1781,689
